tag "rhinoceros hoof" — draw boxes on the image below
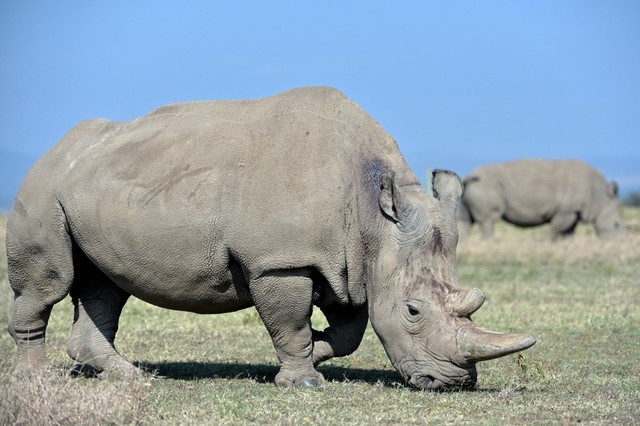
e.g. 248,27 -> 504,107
298,377 -> 326,388
275,370 -> 326,388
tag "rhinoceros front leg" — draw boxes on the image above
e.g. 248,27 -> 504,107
249,273 -> 325,387
312,303 -> 368,366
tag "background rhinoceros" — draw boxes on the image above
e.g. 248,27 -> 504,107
458,159 -> 624,240
7,87 -> 534,390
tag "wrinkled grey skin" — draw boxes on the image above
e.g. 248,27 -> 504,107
7,87 -> 534,390
459,159 -> 624,241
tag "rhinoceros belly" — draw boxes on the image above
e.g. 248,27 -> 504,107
65,191 -> 254,314
501,196 -> 555,227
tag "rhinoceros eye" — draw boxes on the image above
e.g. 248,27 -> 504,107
403,300 -> 427,330
405,301 -> 423,319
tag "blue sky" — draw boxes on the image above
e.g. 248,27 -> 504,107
1,2 -> 639,209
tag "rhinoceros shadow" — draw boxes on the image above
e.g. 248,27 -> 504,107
71,361 -> 509,392
139,361 -> 404,388
135,362 -> 523,393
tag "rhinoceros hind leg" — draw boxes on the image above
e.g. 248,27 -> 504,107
550,213 -> 579,241
8,297 -> 57,373
7,205 -> 75,373
249,272 -> 326,388
66,258 -> 137,378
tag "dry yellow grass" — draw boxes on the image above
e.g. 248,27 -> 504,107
458,228 -> 640,267
458,207 -> 640,266
0,369 -> 149,425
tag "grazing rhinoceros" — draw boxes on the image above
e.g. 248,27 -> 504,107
458,159 -> 624,240
7,87 -> 535,390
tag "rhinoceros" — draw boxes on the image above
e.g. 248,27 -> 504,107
458,159 -> 624,240
7,87 -> 535,390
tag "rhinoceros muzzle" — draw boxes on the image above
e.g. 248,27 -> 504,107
404,359 -> 478,391
394,354 -> 477,391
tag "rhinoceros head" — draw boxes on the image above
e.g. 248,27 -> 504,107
368,169 -> 535,390
595,181 -> 624,239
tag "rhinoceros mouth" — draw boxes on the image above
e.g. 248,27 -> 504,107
408,373 -> 476,391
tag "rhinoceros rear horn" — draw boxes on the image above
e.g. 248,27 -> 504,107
448,288 -> 486,317
457,325 -> 536,363
432,170 -> 463,208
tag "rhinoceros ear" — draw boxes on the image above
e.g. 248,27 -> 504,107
432,170 -> 463,208
379,172 -> 399,222
380,172 -> 424,231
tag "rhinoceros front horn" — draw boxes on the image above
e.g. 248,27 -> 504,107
457,325 -> 536,363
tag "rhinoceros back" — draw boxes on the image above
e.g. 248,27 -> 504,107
12,86 -> 414,311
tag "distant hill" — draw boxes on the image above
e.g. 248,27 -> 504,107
0,149 -> 37,213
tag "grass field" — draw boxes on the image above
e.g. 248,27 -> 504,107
1,210 -> 639,425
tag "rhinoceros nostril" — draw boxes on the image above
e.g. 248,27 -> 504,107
409,374 -> 435,389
